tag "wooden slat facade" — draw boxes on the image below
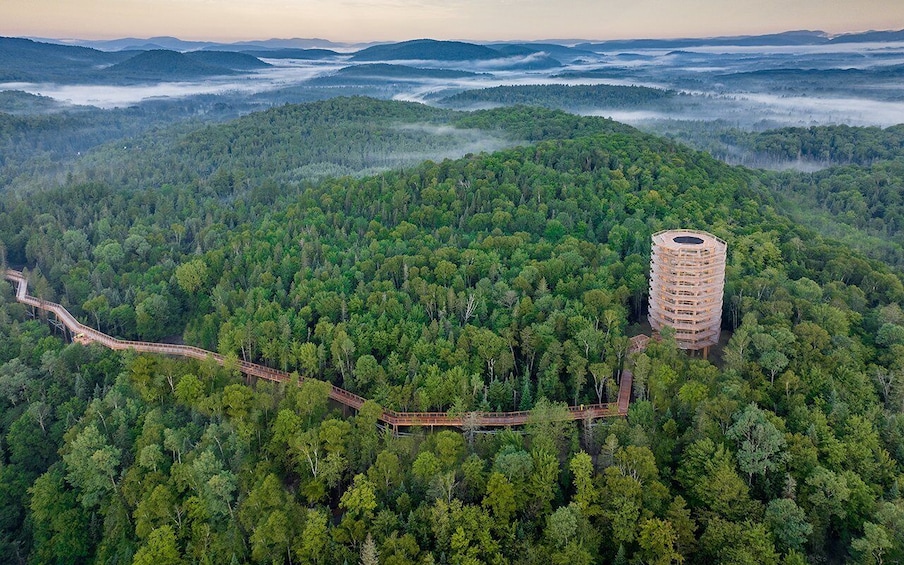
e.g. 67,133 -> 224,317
648,229 -> 726,351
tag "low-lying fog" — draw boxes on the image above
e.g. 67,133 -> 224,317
3,40 -> 904,129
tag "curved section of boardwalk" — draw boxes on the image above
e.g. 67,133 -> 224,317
3,269 -> 633,428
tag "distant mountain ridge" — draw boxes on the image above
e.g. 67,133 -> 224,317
576,28 -> 904,51
578,30 -> 830,51
237,48 -> 341,60
23,27 -> 904,58
831,29 -> 904,43
0,38 -> 269,83
0,37 -> 127,81
35,36 -> 350,52
3,29 -> 904,89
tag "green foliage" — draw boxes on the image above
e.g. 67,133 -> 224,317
63,423 -> 122,508
669,123 -> 904,267
727,403 -> 789,484
764,498 -> 812,553
441,83 -> 680,111
133,525 -> 185,565
174,259 -> 208,294
700,518 -> 779,565
66,97 -> 479,190
1,97 -> 904,564
29,466 -> 92,563
637,517 -> 682,565
723,124 -> 904,167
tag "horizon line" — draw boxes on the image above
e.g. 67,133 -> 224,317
9,26 -> 904,47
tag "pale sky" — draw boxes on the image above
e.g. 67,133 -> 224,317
4,0 -> 904,43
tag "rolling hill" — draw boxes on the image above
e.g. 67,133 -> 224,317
351,39 -> 502,61
104,50 -> 240,80
0,36 -> 126,81
329,63 -> 481,79
0,38 -> 267,83
183,50 -> 271,70
491,42 -> 600,63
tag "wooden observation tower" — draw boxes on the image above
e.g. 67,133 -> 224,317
648,229 -> 726,357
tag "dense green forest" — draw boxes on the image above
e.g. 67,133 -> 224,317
749,125 -> 904,269
61,99 -> 635,190
0,92 -> 251,190
710,124 -> 904,167
653,122 -> 904,268
2,98 -> 904,564
769,158 -> 904,268
440,84 -> 682,112
328,64 -> 481,80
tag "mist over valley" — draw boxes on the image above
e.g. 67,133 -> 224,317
5,34 -> 904,124
4,32 -> 904,178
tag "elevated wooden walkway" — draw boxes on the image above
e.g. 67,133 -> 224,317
3,269 -> 636,429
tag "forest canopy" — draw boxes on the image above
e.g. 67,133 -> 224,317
1,98 -> 904,564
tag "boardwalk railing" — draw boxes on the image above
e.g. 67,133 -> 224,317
3,269 -> 633,428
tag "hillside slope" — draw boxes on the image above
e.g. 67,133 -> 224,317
351,39 -> 503,61
105,50 -> 239,80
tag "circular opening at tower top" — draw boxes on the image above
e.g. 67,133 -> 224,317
673,235 -> 705,245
